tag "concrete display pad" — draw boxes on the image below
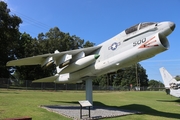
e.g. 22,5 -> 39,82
41,105 -> 140,120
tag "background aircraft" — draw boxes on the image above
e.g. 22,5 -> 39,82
159,67 -> 180,98
7,21 -> 175,103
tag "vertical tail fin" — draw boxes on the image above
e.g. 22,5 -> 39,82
159,67 -> 177,88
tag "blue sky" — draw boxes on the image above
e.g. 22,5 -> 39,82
3,0 -> 180,82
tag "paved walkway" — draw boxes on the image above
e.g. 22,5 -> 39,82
41,105 -> 140,120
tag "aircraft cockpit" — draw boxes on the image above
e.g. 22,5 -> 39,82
169,83 -> 180,90
125,22 -> 157,34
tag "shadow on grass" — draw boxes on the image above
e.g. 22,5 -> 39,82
157,99 -> 180,103
118,104 -> 180,119
51,100 -> 79,104
51,100 -> 180,119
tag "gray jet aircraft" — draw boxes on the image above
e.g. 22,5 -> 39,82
7,21 -> 176,103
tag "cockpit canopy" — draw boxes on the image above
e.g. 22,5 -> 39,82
125,22 -> 157,34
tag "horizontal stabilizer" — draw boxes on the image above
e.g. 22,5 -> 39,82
32,75 -> 59,83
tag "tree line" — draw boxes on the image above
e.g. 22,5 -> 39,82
0,1 -> 163,88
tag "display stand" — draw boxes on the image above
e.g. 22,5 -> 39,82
79,100 -> 92,119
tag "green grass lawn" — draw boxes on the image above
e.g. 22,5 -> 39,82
0,89 -> 179,120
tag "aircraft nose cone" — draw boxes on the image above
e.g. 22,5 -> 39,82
169,22 -> 175,31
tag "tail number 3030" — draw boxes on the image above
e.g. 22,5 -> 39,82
133,38 -> 146,47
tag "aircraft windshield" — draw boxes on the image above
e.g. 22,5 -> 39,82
125,24 -> 139,34
125,22 -> 156,35
139,22 -> 156,30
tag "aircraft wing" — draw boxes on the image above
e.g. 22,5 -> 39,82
6,54 -> 51,66
6,46 -> 101,67
32,75 -> 59,83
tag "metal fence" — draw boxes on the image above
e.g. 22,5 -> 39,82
0,78 -> 164,91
